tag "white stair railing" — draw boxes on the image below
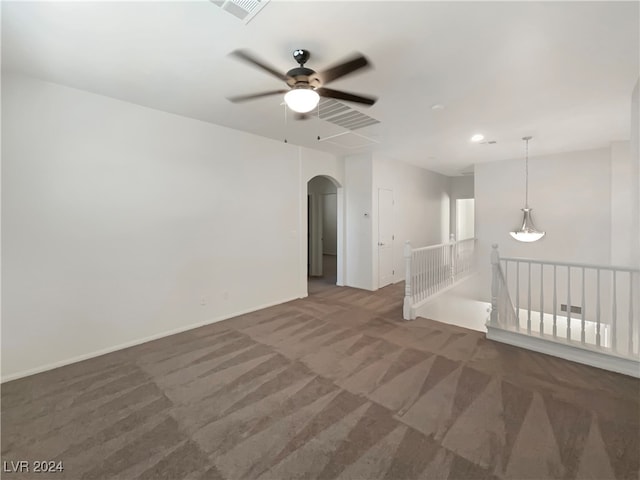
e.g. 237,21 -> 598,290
488,244 -> 640,372
403,236 -> 477,320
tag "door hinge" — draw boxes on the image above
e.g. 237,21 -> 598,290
392,235 -> 395,240
392,270 -> 395,275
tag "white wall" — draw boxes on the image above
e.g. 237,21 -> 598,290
344,154 -> 374,290
631,79 -> 639,268
344,153 -> 451,290
1,74 -> 339,380
450,175 -> 474,238
372,155 -> 451,288
610,141 -> 634,266
474,147 -> 614,301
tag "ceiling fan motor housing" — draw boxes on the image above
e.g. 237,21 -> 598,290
286,67 -> 320,89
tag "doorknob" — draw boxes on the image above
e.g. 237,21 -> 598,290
378,242 -> 385,246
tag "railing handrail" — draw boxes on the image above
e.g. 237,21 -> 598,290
500,256 -> 639,273
412,237 -> 476,253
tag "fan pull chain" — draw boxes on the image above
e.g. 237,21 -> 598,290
284,104 -> 288,143
317,101 -> 321,141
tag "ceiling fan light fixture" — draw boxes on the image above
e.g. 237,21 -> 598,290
284,88 -> 319,113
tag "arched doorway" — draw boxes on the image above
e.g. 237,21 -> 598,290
307,175 -> 339,294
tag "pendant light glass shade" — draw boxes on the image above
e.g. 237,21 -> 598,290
284,88 -> 319,113
510,208 -> 545,242
510,136 -> 545,242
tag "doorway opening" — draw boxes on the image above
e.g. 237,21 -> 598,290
456,198 -> 475,240
307,175 -> 338,294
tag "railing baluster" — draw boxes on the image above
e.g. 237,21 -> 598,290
426,249 -> 430,296
527,261 -> 532,333
553,265 -> 557,338
403,241 -> 413,320
440,247 -> 447,284
428,249 -> 432,296
432,249 -> 435,293
596,268 -> 601,347
516,261 -> 520,330
430,249 -> 434,294
581,267 -> 586,344
437,246 -> 440,288
449,240 -> 455,284
424,250 -> 428,299
540,263 -> 544,335
416,253 -> 419,302
405,238 -> 479,318
418,251 -> 422,301
490,244 -> 499,326
612,270 -> 617,352
567,266 -> 572,341
421,250 -> 425,300
628,273 -> 634,355
423,250 -> 427,299
505,260 -> 509,288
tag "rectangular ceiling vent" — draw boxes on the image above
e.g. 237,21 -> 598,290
210,0 -> 270,24
310,98 -> 380,131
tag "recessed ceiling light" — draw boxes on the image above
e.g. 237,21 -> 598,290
470,134 -> 484,142
431,104 -> 445,110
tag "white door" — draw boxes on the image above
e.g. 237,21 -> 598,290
378,188 -> 394,288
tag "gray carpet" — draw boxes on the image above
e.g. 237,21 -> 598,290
2,283 -> 639,479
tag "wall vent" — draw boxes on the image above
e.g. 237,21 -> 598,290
560,304 -> 582,315
210,0 -> 270,24
310,98 -> 380,131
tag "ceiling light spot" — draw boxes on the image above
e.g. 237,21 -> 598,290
470,134 -> 484,142
431,104 -> 444,110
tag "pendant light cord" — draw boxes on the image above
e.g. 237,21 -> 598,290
525,137 -> 529,208
522,136 -> 532,209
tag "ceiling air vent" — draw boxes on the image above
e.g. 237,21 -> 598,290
210,0 -> 270,24
310,98 -> 380,131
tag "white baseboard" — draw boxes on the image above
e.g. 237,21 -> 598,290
1,295 -> 300,383
487,325 -> 640,378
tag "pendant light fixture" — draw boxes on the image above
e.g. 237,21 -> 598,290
510,136 -> 545,242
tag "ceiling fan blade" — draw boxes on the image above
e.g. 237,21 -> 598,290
230,49 -> 289,82
227,89 -> 288,102
317,54 -> 370,85
316,87 -> 377,106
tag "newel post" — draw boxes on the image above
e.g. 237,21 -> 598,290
403,241 -> 414,320
449,233 -> 456,282
490,244 -> 500,325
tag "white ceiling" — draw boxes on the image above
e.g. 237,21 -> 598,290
2,0 -> 638,175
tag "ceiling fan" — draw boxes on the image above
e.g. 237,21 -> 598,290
227,49 -> 377,113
